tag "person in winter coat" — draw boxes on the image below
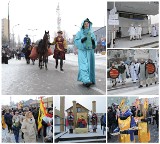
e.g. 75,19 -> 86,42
21,111 -> 37,143
4,110 -> 13,133
12,121 -> 21,143
74,18 -> 97,87
91,112 -> 98,132
50,31 -> 67,71
146,59 -> 157,86
100,115 -> 104,130
138,59 -> 147,88
2,110 -> 7,130
67,111 -> 74,133
118,61 -> 126,85
155,107 -> 159,129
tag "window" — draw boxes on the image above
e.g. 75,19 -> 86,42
77,107 -> 81,112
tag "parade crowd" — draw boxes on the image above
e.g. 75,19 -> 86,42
109,58 -> 158,88
2,106 -> 53,143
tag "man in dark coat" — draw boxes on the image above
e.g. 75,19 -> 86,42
4,110 -> 13,133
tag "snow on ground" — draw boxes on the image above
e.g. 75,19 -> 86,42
113,35 -> 159,48
48,53 -> 106,69
55,125 -> 106,138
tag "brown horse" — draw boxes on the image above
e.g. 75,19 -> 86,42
37,31 -> 49,70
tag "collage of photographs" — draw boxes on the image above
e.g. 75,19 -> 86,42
0,0 -> 159,143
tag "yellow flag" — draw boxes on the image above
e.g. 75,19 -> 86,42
136,99 -> 140,106
38,97 -> 47,131
119,98 -> 125,109
144,98 -> 148,110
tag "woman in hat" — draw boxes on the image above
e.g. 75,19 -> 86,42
21,111 -> 37,143
50,30 -> 67,71
74,18 -> 97,87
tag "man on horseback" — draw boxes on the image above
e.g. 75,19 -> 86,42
23,34 -> 31,46
23,34 -> 31,64
50,30 -> 67,71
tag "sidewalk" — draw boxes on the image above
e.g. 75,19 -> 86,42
113,35 -> 159,48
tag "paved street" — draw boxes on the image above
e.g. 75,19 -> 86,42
108,123 -> 159,143
2,127 -> 43,143
107,78 -> 159,95
2,54 -> 106,95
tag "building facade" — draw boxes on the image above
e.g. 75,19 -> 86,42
2,18 -> 9,42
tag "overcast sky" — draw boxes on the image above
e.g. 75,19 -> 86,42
54,96 -> 106,114
1,95 -> 51,105
1,0 -> 106,43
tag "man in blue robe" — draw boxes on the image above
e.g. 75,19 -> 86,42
74,18 -> 97,87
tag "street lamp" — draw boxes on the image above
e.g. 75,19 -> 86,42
28,28 -> 38,31
12,24 -> 20,48
8,1 -> 10,48
28,29 -> 38,42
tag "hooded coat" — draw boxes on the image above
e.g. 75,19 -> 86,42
74,18 -> 97,84
21,118 -> 37,143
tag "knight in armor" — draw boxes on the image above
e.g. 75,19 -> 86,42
50,30 -> 67,71
67,111 -> 74,133
113,106 -> 136,143
135,103 -> 150,143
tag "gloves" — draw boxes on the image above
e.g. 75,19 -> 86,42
91,38 -> 95,45
81,37 -> 87,43
64,49 -> 67,53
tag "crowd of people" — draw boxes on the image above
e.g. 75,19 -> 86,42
107,102 -> 159,142
109,58 -> 158,88
2,106 -> 53,143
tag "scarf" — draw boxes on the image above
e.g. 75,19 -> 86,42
83,28 -> 90,36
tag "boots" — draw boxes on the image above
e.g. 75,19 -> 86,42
55,59 -> 58,69
93,129 -> 96,133
60,59 -> 64,71
69,129 -> 73,134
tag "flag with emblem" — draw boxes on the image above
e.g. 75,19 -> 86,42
38,97 -> 47,131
